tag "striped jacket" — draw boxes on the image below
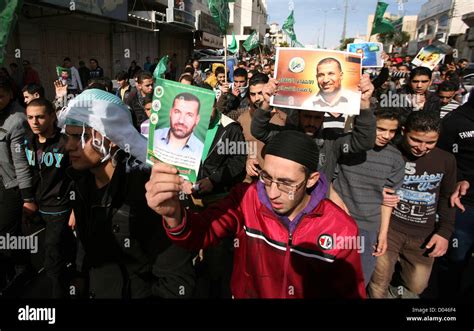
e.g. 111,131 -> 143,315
164,179 -> 366,299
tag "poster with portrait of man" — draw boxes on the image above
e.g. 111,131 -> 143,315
347,42 -> 383,68
147,78 -> 215,182
56,66 -> 71,86
412,45 -> 446,71
271,48 -> 362,115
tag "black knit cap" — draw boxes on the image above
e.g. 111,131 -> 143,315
262,130 -> 319,172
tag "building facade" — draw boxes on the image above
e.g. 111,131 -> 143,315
227,0 -> 269,52
415,0 -> 474,59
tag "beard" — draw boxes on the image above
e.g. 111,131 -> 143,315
171,124 -> 192,139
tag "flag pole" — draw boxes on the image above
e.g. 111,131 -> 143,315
258,44 -> 264,65
224,34 -> 228,84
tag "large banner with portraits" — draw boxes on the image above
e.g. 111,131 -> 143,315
271,48 -> 362,115
147,78 -> 215,183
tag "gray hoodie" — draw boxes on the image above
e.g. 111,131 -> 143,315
0,101 -> 34,200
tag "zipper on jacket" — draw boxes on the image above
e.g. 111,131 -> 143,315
281,231 -> 293,298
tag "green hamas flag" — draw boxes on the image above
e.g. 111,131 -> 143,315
228,32 -> 238,53
0,0 -> 22,65
153,55 -> 169,79
208,0 -> 233,35
282,10 -> 303,47
370,1 -> 395,35
243,31 -> 259,52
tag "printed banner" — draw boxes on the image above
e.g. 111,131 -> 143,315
147,78 -> 215,183
271,48 -> 362,115
412,45 -> 446,71
347,42 -> 383,68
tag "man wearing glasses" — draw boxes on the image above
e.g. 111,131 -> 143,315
146,130 -> 366,298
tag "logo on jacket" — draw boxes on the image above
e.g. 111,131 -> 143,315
318,234 -> 333,250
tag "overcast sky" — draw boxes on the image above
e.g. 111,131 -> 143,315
266,0 -> 426,49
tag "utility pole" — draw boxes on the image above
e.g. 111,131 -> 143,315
341,0 -> 349,43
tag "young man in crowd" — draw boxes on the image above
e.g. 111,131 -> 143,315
88,58 -> 104,80
368,111 -> 456,298
213,66 -> 227,101
115,71 -> 133,102
59,89 -> 196,298
146,130 -> 366,298
125,71 -> 153,128
234,73 -> 287,182
329,107 -> 405,286
22,83 -> 45,105
140,95 -> 153,139
397,66 -> 442,124
223,68 -> 250,121
437,81 -> 460,118
63,57 -> 83,95
437,92 -> 474,298
0,78 -> 36,293
24,98 -> 75,298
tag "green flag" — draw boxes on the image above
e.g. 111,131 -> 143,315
282,10 -> 304,47
228,32 -> 238,53
370,1 -> 395,35
208,0 -> 231,35
243,31 -> 259,52
153,55 -> 169,80
0,0 -> 22,65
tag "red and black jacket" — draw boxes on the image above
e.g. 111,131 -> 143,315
165,178 -> 366,299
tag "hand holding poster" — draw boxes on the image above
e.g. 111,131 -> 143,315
347,42 -> 383,68
147,78 -> 216,183
271,48 -> 362,115
412,45 -> 446,71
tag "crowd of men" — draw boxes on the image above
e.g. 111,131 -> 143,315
0,50 -> 472,299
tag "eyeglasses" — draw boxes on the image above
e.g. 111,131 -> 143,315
259,172 -> 306,194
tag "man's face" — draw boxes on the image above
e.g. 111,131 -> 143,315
375,118 -> 399,147
410,75 -> 431,95
170,99 -> 200,139
193,61 -> 199,70
144,102 -> 152,118
117,79 -> 128,88
0,88 -> 12,111
249,83 -> 265,109
65,126 -> 109,170
63,60 -> 71,68
403,129 -> 439,157
316,61 -> 343,95
138,78 -> 153,95
249,64 -> 255,71
438,90 -> 456,106
26,105 -> 55,136
398,65 -> 409,73
261,155 -> 317,216
263,65 -> 271,75
233,75 -> 247,89
405,56 -> 411,63
216,73 -> 226,85
23,91 -> 40,105
89,60 -> 98,69
270,64 -> 275,77
298,110 -> 324,136
459,61 -> 468,69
